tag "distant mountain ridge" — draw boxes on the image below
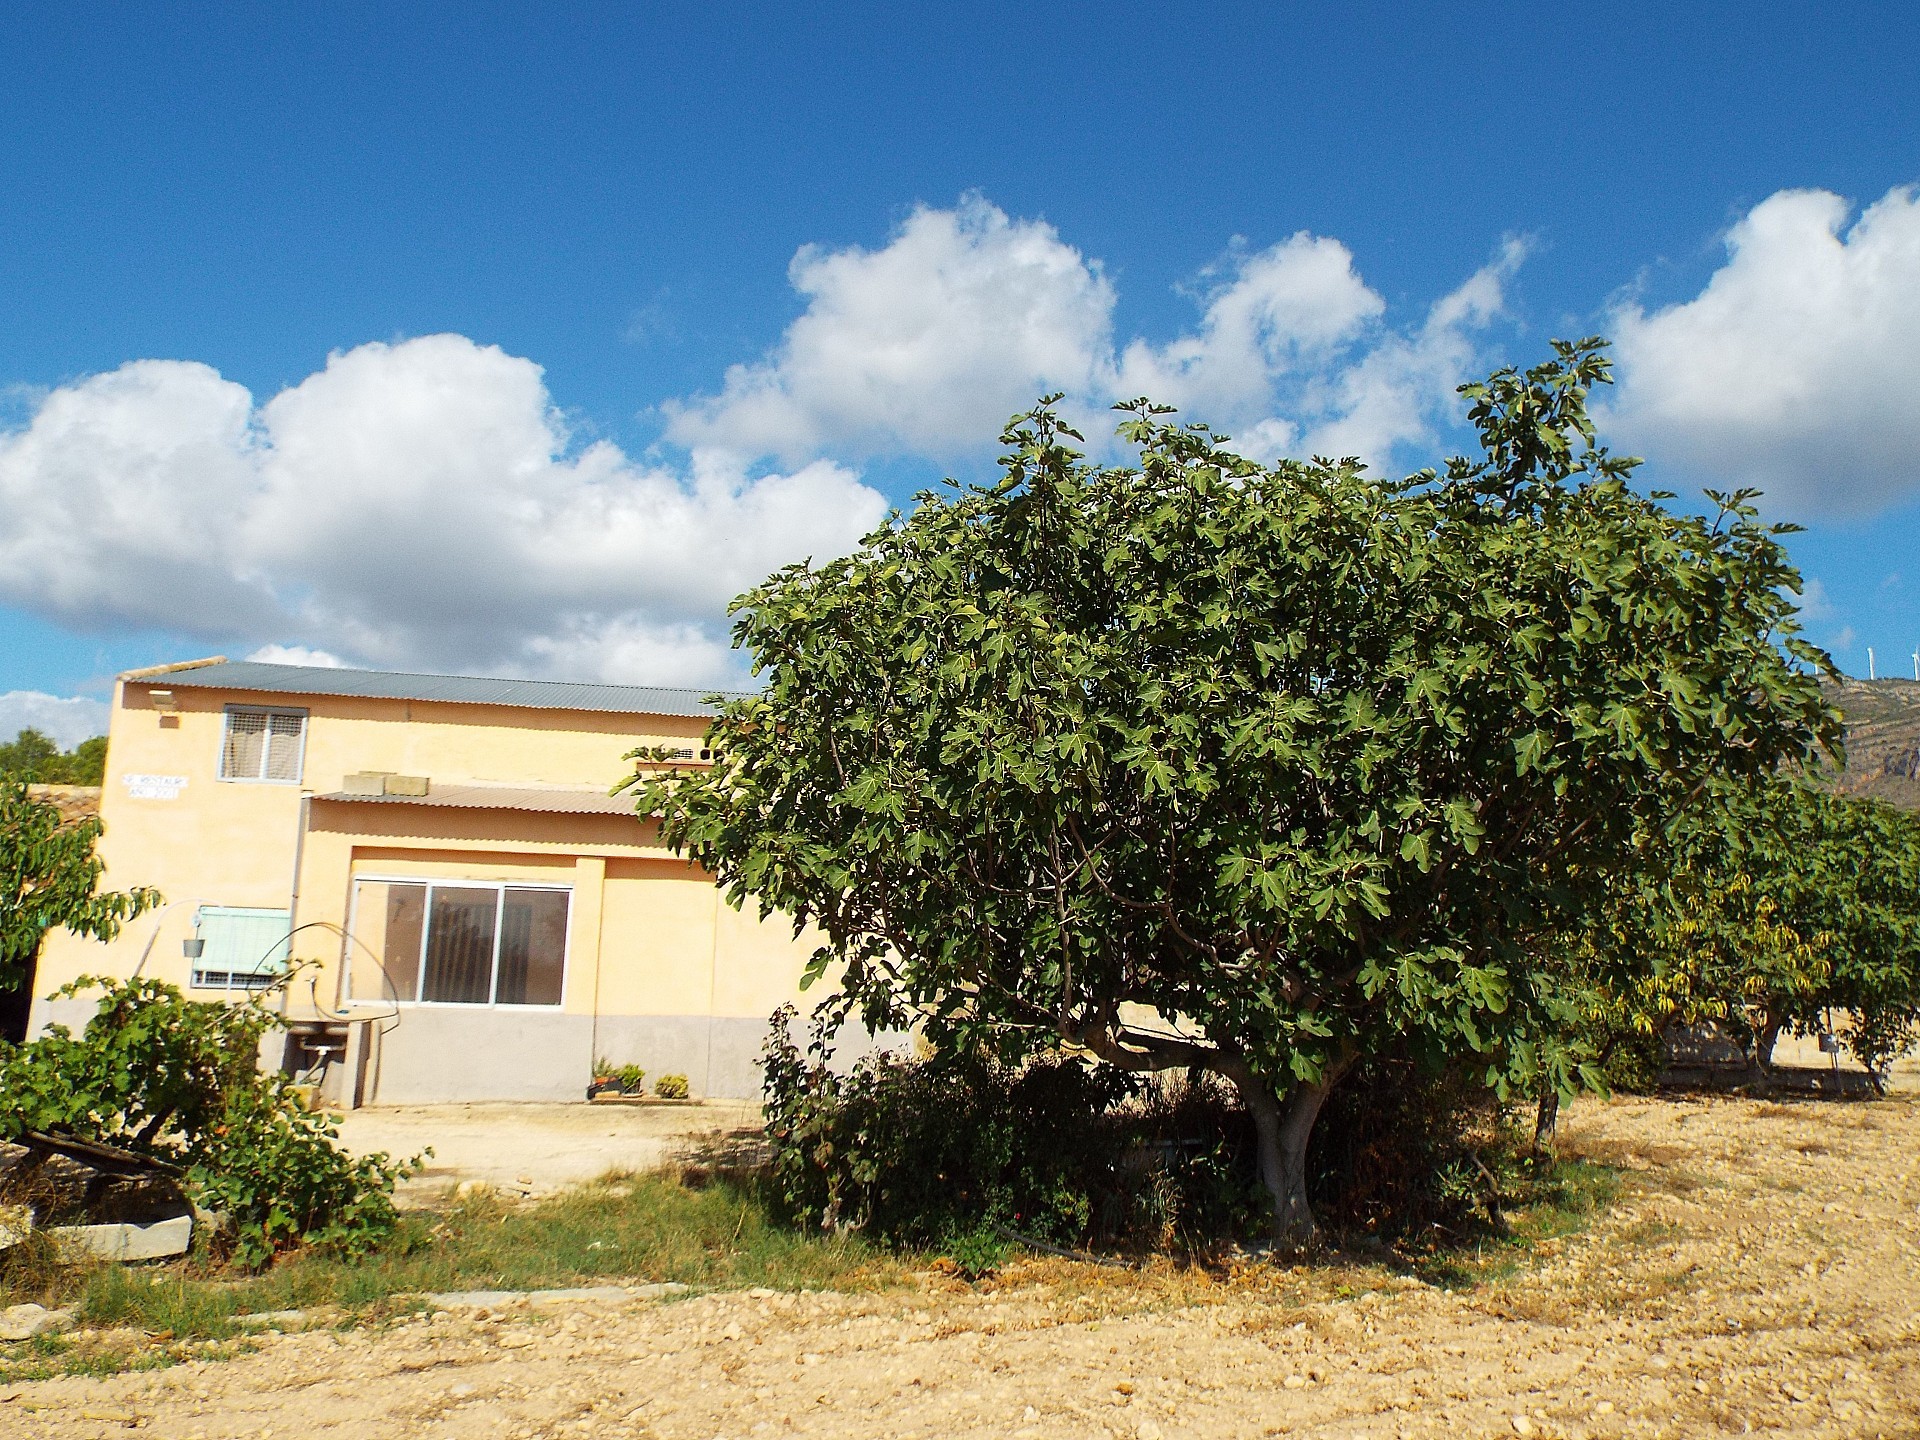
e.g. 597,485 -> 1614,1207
1824,678 -> 1920,812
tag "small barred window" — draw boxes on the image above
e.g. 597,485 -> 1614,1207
220,708 -> 306,782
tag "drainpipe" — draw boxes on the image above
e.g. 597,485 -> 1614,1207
282,792 -> 310,1019
588,862 -> 605,1090
704,878 -> 722,1098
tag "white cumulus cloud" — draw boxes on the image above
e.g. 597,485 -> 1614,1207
1112,233 -> 1385,420
0,199 -> 1536,691
1293,238 -> 1529,466
664,196 -> 1117,461
666,195 -> 1524,477
1608,185 -> 1920,518
0,691 -> 110,749
0,336 -> 887,684
245,645 -> 346,667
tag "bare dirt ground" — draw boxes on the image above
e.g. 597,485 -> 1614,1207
335,1102 -> 763,1202
7,1090 -> 1920,1440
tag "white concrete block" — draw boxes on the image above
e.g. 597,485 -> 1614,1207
50,1213 -> 192,1261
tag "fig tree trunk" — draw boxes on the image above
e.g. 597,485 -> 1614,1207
1232,1070 -> 1338,1250
1533,1089 -> 1560,1153
1753,1005 -> 1786,1084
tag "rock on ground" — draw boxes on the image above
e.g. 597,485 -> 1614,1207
0,1304 -> 73,1343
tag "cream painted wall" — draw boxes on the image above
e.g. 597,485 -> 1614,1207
34,680 -> 308,999
28,669 -> 849,1103
713,886 -> 820,1018
595,857 -> 726,1018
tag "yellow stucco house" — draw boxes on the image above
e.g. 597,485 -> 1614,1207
29,657 -> 830,1106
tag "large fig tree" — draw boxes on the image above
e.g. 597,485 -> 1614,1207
638,341 -> 1837,1246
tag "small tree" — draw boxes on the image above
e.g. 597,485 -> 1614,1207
1542,837 -> 1828,1119
639,341 -> 1837,1246
2,779 -> 158,1034
1576,779 -> 1920,1086
0,975 -> 420,1265
58,736 -> 109,787
0,730 -> 107,786
0,729 -> 61,780
1726,784 -> 1920,1075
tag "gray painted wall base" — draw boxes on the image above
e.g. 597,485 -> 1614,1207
31,993 -> 903,1106
590,1015 -> 772,1102
360,1009 -> 596,1104
358,1009 -> 909,1104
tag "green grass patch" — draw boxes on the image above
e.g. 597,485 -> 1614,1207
96,1172 -> 894,1321
1404,1156 -> 1622,1289
1,1171 -> 900,1380
2,1158 -> 1627,1382
1512,1158 -> 1622,1241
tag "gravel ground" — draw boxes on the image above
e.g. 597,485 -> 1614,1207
5,1091 -> 1918,1439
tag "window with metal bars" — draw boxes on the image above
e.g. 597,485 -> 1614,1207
220,707 -> 306,782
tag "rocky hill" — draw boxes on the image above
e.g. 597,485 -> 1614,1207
1824,678 -> 1920,811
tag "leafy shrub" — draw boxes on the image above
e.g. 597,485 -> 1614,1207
1307,1053 -> 1535,1242
939,1224 -> 1013,1280
0,976 -> 419,1267
2,977 -> 267,1153
761,1008 -> 1534,1253
189,1082 -> 419,1264
614,1064 -> 646,1092
761,1006 -> 1132,1245
653,1073 -> 690,1100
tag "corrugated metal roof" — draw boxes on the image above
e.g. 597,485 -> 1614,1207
316,784 -> 642,816
144,660 -> 744,718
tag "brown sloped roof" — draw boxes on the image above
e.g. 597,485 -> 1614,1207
26,784 -> 102,824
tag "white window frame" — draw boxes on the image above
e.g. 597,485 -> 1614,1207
217,705 -> 310,785
344,876 -> 573,1010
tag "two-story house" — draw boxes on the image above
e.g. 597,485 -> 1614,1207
29,657 -> 831,1105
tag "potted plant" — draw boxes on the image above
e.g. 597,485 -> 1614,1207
587,1058 -> 620,1100
653,1073 -> 690,1101
615,1063 -> 647,1096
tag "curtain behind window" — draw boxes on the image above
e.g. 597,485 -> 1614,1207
220,709 -> 305,781
264,712 -> 304,780
222,711 -> 267,778
421,887 -> 497,1003
495,888 -> 568,1005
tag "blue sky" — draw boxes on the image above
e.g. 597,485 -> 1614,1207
3,3 -> 1918,742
